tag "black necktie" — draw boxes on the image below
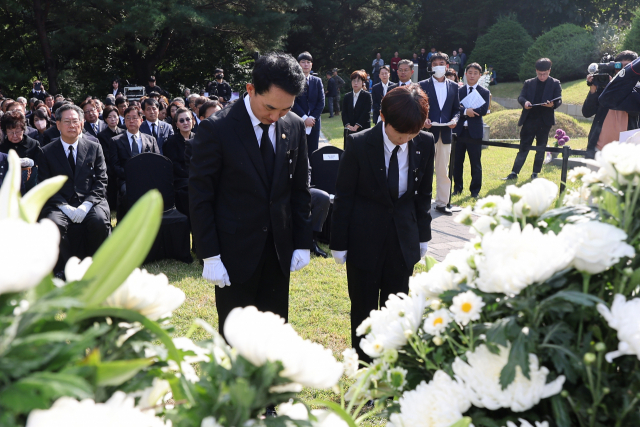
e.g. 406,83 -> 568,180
68,145 -> 76,174
131,134 -> 139,155
151,123 -> 158,139
388,146 -> 399,201
259,123 -> 274,183
469,86 -> 474,95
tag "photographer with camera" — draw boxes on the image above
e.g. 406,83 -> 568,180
583,51 -> 638,158
29,80 -> 49,102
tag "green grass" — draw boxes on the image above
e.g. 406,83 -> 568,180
488,79 -> 589,106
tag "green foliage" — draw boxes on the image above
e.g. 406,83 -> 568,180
623,9 -> 640,54
593,19 -> 628,59
519,24 -> 595,82
469,15 -> 534,82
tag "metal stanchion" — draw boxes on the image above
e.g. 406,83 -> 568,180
560,145 -> 571,194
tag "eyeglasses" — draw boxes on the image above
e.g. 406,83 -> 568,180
178,117 -> 192,124
6,130 -> 24,137
124,116 -> 141,122
83,108 -> 97,114
62,120 -> 81,126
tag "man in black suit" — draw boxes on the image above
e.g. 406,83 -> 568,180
372,65 -> 397,124
38,104 -> 110,277
292,51 -> 325,155
417,48 -> 429,81
110,105 -> 160,210
115,97 -> 128,129
81,99 -> 107,138
420,52 -> 460,215
29,80 -> 49,102
453,63 -> 491,198
504,58 -> 562,180
140,98 -> 174,153
189,53 -> 312,334
330,84 -> 434,362
145,76 -> 169,99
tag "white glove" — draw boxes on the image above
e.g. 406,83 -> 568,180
59,204 -> 77,221
73,201 -> 93,223
420,242 -> 429,258
203,255 -> 231,287
332,250 -> 347,265
290,249 -> 311,272
19,158 -> 34,167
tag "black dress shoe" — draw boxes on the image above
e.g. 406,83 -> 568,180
502,172 -> 518,181
470,192 -> 479,199
312,241 -> 328,258
435,206 -> 453,215
452,190 -> 462,196
531,173 -> 539,179
54,271 -> 66,281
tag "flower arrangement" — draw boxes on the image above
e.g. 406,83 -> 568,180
349,141 -> 640,427
554,129 -> 570,147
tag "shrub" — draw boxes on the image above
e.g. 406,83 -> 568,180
623,9 -> 640,54
469,15 -> 533,82
519,24 -> 595,82
484,109 -> 588,140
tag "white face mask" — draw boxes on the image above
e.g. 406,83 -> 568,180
34,119 -> 47,130
433,66 -> 447,79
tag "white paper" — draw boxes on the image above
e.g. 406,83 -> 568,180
461,90 -> 486,109
323,154 -> 340,161
305,126 -> 312,135
620,129 -> 640,142
429,120 -> 456,127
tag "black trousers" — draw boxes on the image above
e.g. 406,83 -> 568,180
333,95 -> 341,113
215,232 -> 290,338
46,204 -> 110,273
346,222 -> 412,363
310,188 -> 330,233
512,118 -> 551,174
454,129 -> 483,195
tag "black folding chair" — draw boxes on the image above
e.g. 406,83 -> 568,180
125,153 -> 192,264
309,145 -> 344,243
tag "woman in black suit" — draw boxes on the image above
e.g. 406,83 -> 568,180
29,108 -> 53,145
0,110 -> 44,194
342,69 -> 372,150
162,106 -> 194,218
97,105 -> 124,211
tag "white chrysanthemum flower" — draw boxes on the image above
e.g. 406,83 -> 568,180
201,417 -> 224,427
450,291 -> 485,326
224,306 -> 343,389
506,178 -> 558,218
590,141 -> 640,185
389,371 -> 471,427
471,215 -> 498,236
505,420 -> 549,427
410,249 -> 476,298
475,223 -> 574,295
359,293 -> 427,359
423,309 -> 452,336
134,377 -> 172,412
387,366 -> 408,391
356,317 -> 372,337
454,206 -> 474,225
342,348 -> 359,378
26,391 -> 170,427
559,221 -> 634,274
65,256 -> 93,281
597,294 -> 640,363
474,195 -> 512,217
452,344 -> 565,412
563,186 -> 592,207
0,218 -> 59,295
568,166 -> 594,182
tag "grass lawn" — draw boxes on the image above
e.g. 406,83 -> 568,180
488,79 -> 589,106
136,109 -> 585,423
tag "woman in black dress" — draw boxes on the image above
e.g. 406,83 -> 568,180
0,110 -> 43,194
97,105 -> 124,211
162,107 -> 194,218
342,69 -> 372,150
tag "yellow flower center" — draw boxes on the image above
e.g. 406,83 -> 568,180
433,317 -> 443,326
461,302 -> 473,313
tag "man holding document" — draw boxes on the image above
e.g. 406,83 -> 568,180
504,58 -> 562,180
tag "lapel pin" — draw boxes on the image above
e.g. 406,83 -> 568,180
416,151 -> 420,154
282,133 -> 286,139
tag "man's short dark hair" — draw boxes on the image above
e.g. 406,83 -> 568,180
199,100 -> 219,118
214,68 -> 223,74
380,65 -> 390,73
465,63 -> 483,74
326,70 -> 332,76
381,84 -> 429,134
51,100 -> 69,114
398,59 -> 413,68
148,76 -> 156,82
115,97 -> 128,107
252,53 -> 305,96
44,93 -> 53,100
142,98 -> 160,110
430,52 -> 450,65
297,51 -> 313,62
535,58 -> 552,71
615,50 -> 638,62
123,105 -> 143,118
55,104 -> 84,122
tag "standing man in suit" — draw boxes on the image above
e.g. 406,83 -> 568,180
420,52 -> 460,215
418,48 -> 429,81
453,63 -> 491,198
115,98 -> 128,129
458,48 -> 467,70
140,98 -> 174,153
372,65 -> 397,124
81,99 -> 107,138
189,53 -> 312,334
38,104 -> 110,278
325,71 -> 338,118
110,105 -> 160,211
292,52 -> 325,155
396,59 -> 414,87
504,58 -> 562,180
330,84 -> 434,362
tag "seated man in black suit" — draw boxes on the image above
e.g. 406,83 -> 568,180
330,84 -> 435,362
110,105 -> 160,211
38,104 -> 110,278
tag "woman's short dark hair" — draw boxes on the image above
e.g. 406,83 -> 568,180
380,84 -> 429,134
252,53 -> 306,96
29,109 -> 51,129
123,105 -> 143,118
350,70 -> 368,83
465,63 -> 483,74
445,68 -> 458,80
430,52 -> 450,65
1,110 -> 27,134
535,58 -> 552,71
199,100 -> 219,118
103,105 -> 119,119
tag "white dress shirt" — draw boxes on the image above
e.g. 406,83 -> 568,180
398,81 -> 411,87
352,89 -> 362,108
382,123 -> 408,198
463,82 -> 479,127
60,137 -> 79,162
432,79 -> 447,112
381,81 -> 389,96
244,94 -> 275,151
126,130 -> 143,153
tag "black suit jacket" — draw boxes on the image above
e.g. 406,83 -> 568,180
110,132 -> 160,185
419,77 -> 461,144
84,120 -> 107,139
38,136 -> 108,216
163,132 -> 194,189
372,82 -> 398,118
189,98 -> 312,283
454,85 -> 491,140
518,77 -> 562,127
342,91 -> 372,130
330,122 -> 435,270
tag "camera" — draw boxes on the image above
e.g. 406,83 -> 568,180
587,54 -> 623,88
34,81 -> 42,90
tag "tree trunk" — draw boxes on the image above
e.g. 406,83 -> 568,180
32,0 -> 58,93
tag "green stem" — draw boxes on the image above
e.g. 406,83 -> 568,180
577,274 -> 590,345
624,179 -> 640,234
566,394 -> 588,427
585,365 -> 596,427
616,395 -> 640,427
346,370 -> 373,414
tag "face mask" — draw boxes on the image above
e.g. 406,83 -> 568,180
433,66 -> 447,78
215,74 -> 223,79
34,120 -> 47,130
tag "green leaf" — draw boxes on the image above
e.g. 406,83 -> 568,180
485,317 -> 515,347
95,358 -> 155,386
448,417 -> 473,427
499,331 -> 529,389
80,190 -> 163,306
551,394 -> 572,427
11,331 -> 81,347
540,290 -> 604,308
424,256 -> 439,272
19,176 -> 67,223
309,400 -> 357,427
